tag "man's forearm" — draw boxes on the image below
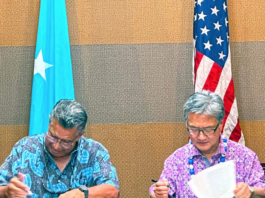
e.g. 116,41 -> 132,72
252,187 -> 265,198
88,184 -> 119,198
0,186 -> 8,198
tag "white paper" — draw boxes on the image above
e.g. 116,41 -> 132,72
188,160 -> 236,198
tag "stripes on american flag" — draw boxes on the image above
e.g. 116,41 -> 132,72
193,0 -> 245,144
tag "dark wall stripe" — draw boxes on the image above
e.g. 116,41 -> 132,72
1,41 -> 265,125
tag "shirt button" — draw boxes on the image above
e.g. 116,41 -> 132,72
58,180 -> 60,182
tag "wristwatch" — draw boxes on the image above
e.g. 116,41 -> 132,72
248,186 -> 254,197
78,185 -> 89,198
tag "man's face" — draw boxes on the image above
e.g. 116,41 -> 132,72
187,112 -> 222,155
45,119 -> 82,159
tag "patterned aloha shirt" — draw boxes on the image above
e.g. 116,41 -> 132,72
0,133 -> 119,198
150,136 -> 265,198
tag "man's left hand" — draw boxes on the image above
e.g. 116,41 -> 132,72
58,188 -> 84,198
234,182 -> 252,198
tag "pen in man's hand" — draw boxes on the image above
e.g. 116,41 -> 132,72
15,173 -> 33,195
151,179 -> 171,189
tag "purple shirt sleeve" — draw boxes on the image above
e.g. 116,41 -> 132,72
149,155 -> 177,197
246,154 -> 265,188
149,139 -> 265,198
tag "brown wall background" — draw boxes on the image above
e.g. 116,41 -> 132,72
1,0 -> 265,197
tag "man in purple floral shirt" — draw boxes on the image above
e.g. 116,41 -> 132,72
149,91 -> 265,198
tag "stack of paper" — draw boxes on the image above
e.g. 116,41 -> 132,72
188,160 -> 236,198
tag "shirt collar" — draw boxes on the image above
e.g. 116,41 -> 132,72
188,135 -> 226,158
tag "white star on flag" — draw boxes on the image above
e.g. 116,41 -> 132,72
198,11 -> 207,21
216,36 -> 224,46
204,41 -> 213,50
225,17 -> 229,27
211,6 -> 219,16
223,2 -> 227,11
34,50 -> 53,81
214,21 -> 222,30
201,25 -> 210,35
197,0 -> 204,6
218,51 -> 226,60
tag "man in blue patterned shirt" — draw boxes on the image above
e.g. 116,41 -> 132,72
0,100 -> 120,198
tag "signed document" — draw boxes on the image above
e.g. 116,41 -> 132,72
188,160 -> 236,198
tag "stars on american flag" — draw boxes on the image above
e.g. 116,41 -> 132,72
198,11 -> 207,21
211,6 -> 219,16
216,36 -> 224,46
214,21 -> 222,30
201,26 -> 210,35
225,18 -> 229,27
194,0 -> 230,66
219,51 -> 226,60
223,2 -> 227,11
204,41 -> 213,50
197,0 -> 204,6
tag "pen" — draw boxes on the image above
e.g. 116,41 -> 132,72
151,179 -> 171,189
14,173 -> 33,196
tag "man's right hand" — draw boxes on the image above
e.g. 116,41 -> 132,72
5,173 -> 30,198
152,178 -> 169,198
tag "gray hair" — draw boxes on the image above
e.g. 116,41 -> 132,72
184,90 -> 224,123
49,99 -> 87,134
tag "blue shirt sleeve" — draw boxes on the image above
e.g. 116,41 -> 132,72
92,144 -> 120,190
0,141 -> 23,186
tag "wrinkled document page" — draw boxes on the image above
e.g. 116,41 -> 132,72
188,160 -> 236,198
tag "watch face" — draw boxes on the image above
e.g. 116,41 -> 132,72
79,185 -> 89,198
79,185 -> 88,191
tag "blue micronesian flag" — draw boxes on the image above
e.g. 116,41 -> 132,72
29,0 -> 75,136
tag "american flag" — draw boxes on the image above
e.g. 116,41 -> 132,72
193,0 -> 245,144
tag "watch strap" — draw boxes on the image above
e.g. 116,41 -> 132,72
83,190 -> 88,198
79,185 -> 89,198
248,186 -> 254,198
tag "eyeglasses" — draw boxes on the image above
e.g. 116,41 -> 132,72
187,122 -> 220,137
46,131 -> 79,149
